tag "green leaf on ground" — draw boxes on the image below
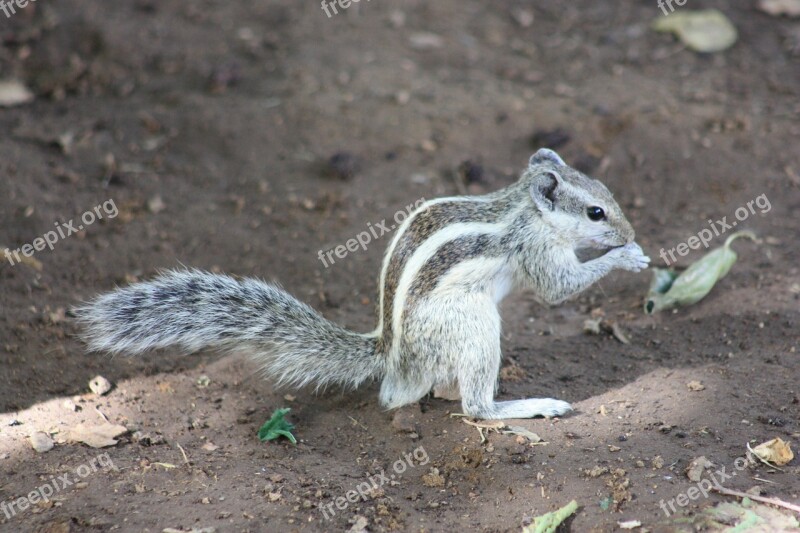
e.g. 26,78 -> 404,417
653,9 -> 738,53
523,500 -> 578,533
257,408 -> 297,444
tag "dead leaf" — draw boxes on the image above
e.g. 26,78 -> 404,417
583,318 -> 602,335
751,438 -> 794,466
687,380 -> 706,391
422,468 -> 445,487
758,0 -> 800,17
609,323 -> 630,344
68,422 -> 128,448
686,456 -> 713,482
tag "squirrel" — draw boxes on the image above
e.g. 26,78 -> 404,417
76,148 -> 650,419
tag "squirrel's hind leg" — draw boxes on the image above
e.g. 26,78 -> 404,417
451,300 -> 572,420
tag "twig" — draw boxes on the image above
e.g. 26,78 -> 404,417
752,476 -> 777,485
348,416 -> 368,431
176,442 -> 190,466
712,486 -> 800,515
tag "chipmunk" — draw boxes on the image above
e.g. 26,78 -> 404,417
77,149 -> 650,419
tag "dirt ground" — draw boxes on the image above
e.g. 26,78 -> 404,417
1,1 -> 799,532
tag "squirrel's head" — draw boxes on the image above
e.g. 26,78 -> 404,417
523,148 -> 635,251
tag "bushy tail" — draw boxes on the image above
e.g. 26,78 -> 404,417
75,270 -> 384,390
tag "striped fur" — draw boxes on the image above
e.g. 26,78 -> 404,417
77,149 -> 649,419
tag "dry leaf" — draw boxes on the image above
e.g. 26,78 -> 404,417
421,468 -> 445,487
752,438 -> 794,466
686,456 -> 713,482
68,422 -> 128,448
687,380 -> 706,391
758,0 -> 800,17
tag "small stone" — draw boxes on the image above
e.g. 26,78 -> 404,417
325,152 -> 360,180
388,10 -> 405,28
348,515 -> 369,533
147,195 -> 166,214
391,404 -> 421,433
408,32 -> 443,50
0,79 -> 34,107
89,375 -> 112,396
29,431 -> 54,453
512,9 -> 534,28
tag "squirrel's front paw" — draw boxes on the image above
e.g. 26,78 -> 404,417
608,242 -> 650,272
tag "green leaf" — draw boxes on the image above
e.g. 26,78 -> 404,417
257,408 -> 297,444
645,231 -> 755,314
523,500 -> 579,533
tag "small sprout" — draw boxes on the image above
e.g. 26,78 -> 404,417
257,408 -> 297,444
645,231 -> 756,314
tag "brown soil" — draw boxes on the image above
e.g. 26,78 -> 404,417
1,1 -> 799,532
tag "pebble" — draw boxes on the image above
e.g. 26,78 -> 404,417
29,431 -> 54,453
89,375 -> 112,396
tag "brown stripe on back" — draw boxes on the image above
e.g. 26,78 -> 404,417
406,233 -> 503,305
394,233 -> 506,373
377,199 -> 508,353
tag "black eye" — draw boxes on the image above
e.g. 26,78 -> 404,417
587,206 -> 605,221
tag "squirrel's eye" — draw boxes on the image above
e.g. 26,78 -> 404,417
587,206 -> 606,221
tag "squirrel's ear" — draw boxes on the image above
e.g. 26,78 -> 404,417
530,171 -> 561,211
529,148 -> 566,168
